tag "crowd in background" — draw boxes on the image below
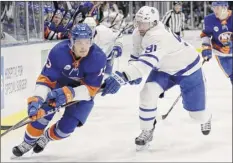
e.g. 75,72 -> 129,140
183,1 -> 233,29
1,1 -> 233,45
1,1 -> 130,44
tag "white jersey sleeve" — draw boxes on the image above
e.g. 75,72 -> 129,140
123,22 -> 201,81
94,24 -> 122,59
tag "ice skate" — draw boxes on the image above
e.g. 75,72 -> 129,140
135,128 -> 155,151
135,120 -> 156,151
33,134 -> 50,153
12,141 -> 35,158
201,115 -> 212,135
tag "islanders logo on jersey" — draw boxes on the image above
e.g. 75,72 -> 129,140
218,32 -> 232,46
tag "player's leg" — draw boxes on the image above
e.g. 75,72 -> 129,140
12,104 -> 56,157
215,56 -> 233,85
33,100 -> 94,153
136,71 -> 176,149
179,68 -> 212,135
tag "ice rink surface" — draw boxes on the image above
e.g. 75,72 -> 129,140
1,31 -> 232,162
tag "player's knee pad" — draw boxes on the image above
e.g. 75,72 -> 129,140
64,100 -> 94,126
24,123 -> 45,144
189,110 -> 211,124
180,69 -> 206,112
45,114 -> 81,140
140,82 -> 163,109
55,115 -> 80,138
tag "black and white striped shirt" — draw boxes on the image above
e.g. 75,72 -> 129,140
161,10 -> 185,33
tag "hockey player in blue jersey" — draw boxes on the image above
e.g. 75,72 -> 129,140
200,1 -> 232,84
12,23 -> 106,157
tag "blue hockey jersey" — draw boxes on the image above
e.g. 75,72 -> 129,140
200,10 -> 233,55
36,40 -> 107,97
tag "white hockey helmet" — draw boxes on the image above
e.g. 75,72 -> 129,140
135,6 -> 159,23
83,16 -> 97,37
135,6 -> 159,36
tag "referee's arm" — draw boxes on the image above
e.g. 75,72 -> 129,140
161,10 -> 172,27
181,12 -> 185,31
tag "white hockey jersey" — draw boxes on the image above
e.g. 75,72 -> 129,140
94,24 -> 123,60
124,22 -> 202,81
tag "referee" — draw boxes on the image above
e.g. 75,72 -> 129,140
161,2 -> 185,37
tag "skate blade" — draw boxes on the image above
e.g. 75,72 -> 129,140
10,155 -> 22,160
136,143 -> 150,151
10,151 -> 35,160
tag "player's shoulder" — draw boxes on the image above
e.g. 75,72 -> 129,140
91,43 -> 107,58
87,43 -> 107,66
49,40 -> 70,60
165,9 -> 173,14
204,13 -> 216,22
142,22 -> 164,46
51,40 -> 69,53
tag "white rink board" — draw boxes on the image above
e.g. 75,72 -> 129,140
1,41 -> 59,117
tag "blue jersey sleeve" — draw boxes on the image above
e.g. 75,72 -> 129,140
36,47 -> 62,89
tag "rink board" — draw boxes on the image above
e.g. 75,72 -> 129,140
1,41 -> 60,131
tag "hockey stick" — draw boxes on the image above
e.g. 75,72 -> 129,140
159,60 -> 207,120
0,101 -> 79,138
115,23 -> 133,39
1,88 -> 104,132
159,93 -> 182,120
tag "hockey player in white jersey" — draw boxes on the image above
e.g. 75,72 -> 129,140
101,6 -> 212,150
83,16 -> 123,75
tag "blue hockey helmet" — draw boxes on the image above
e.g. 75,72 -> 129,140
70,23 -> 93,40
69,23 -> 93,49
211,1 -> 228,7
